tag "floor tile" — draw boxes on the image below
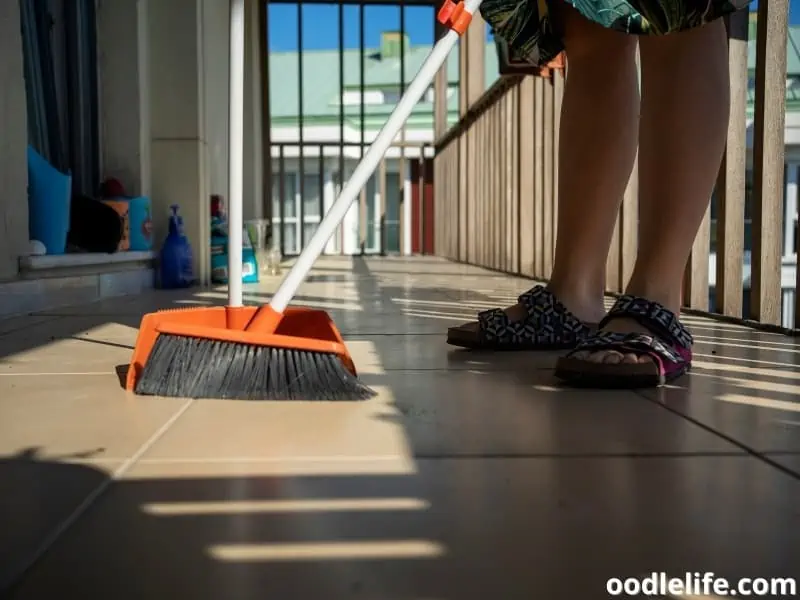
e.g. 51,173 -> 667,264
637,340 -> 800,452
6,456 -> 799,599
0,315 -> 141,374
369,368 -> 740,456
344,334 -> 564,372
134,394 -> 411,461
138,368 -> 739,461
0,374 -> 188,459
0,453 -> 118,590
766,453 -> 800,474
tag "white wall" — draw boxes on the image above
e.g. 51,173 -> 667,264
147,0 -> 211,283
203,0 -> 230,203
0,0 -> 29,280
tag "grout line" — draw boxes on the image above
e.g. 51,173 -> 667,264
409,451 -> 759,459
0,397 -> 195,594
101,451 -> 800,464
636,391 -> 800,480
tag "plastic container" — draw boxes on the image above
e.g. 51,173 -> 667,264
26,146 -> 72,255
126,196 -> 153,251
158,205 -> 194,289
209,195 -> 257,284
210,225 -> 258,284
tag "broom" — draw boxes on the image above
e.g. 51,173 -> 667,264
126,0 -> 480,400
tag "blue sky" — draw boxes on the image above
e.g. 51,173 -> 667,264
268,1 -> 800,52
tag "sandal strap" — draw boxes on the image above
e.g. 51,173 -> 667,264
517,286 -> 590,335
599,295 -> 693,349
477,285 -> 591,344
567,331 -> 687,364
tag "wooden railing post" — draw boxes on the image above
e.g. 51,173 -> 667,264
751,0 -> 789,324
714,9 -> 748,318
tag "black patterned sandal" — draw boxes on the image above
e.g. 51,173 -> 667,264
446,286 -> 595,350
554,295 -> 693,388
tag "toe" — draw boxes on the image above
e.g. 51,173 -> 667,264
602,351 -> 624,364
585,350 -> 623,364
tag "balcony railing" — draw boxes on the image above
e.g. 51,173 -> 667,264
270,141 -> 433,256
432,2 -> 796,331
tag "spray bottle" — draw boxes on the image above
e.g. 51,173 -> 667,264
159,205 -> 194,289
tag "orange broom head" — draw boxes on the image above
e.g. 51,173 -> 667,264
125,305 -> 356,392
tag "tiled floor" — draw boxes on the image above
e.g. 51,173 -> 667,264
1,256 -> 799,599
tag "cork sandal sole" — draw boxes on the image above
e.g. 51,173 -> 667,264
554,356 -> 690,389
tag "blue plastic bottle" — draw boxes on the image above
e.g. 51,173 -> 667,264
159,205 -> 194,289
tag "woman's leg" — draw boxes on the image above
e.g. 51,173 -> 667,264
496,4 -> 640,326
577,19 -> 730,365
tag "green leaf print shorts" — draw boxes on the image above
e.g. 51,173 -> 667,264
481,0 -> 753,66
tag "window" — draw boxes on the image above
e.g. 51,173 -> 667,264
385,173 -> 402,253
302,174 -> 322,219
271,169 -> 329,255
271,172 -> 298,254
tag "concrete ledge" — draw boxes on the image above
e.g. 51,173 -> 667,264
18,251 -> 156,280
0,267 -> 154,319
20,251 -> 156,271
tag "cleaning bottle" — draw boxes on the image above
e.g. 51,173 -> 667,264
159,205 -> 194,289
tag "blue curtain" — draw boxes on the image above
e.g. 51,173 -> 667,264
19,0 -> 99,196
64,0 -> 99,196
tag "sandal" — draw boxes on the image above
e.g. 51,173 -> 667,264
554,295 -> 693,388
446,285 -> 595,350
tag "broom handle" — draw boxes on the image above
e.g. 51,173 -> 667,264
228,0 -> 246,307
268,2 -> 479,314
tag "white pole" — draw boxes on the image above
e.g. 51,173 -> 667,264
228,0 -> 245,306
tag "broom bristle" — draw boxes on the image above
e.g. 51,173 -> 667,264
134,334 -> 376,400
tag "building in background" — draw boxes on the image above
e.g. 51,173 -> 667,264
268,31 -> 499,255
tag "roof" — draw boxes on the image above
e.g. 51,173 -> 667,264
269,43 -> 498,129
270,21 -> 800,127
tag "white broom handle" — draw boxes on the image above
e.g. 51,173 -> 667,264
228,0 -> 245,307
269,1 -> 480,312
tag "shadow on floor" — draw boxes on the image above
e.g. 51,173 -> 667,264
3,450 -> 800,600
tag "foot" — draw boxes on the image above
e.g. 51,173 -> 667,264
446,285 -> 603,350
554,295 -> 694,388
569,318 -> 655,364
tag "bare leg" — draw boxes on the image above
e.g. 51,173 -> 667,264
503,4 -> 639,326
578,19 -> 730,364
